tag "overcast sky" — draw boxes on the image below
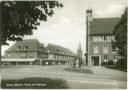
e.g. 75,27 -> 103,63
1,0 -> 127,56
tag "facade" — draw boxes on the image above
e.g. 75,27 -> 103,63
45,43 -> 76,65
2,39 -> 76,65
86,9 -> 120,66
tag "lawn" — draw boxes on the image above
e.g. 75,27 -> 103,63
1,65 -> 70,89
1,77 -> 69,89
64,67 -> 93,74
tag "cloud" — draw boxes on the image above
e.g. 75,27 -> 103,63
1,41 -> 15,56
95,4 -> 125,17
2,1 -> 125,56
52,17 -> 72,31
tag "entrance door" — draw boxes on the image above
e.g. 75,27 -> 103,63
91,56 -> 99,66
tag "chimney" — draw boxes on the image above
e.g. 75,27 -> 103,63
86,9 -> 93,22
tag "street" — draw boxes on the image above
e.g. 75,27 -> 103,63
1,65 -> 127,89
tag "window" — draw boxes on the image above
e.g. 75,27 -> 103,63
103,45 -> 108,53
56,55 -> 59,59
54,55 -> 56,59
59,55 -> 61,59
101,36 -> 104,42
23,46 -> 28,50
104,36 -> 107,41
93,36 -> 98,42
42,53 -> 44,57
55,55 -> 57,59
29,53 -> 34,58
94,46 -> 98,53
20,52 -> 26,58
57,55 -> 59,59
17,46 -> 21,50
56,50 -> 60,53
93,36 -> 102,42
8,53 -> 11,57
107,36 -> 113,42
104,55 -> 108,62
47,50 -> 50,52
98,36 -> 102,42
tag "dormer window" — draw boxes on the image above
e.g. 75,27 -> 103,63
23,46 -> 28,50
17,46 -> 21,50
47,50 -> 50,52
56,50 -> 60,53
8,52 -> 11,57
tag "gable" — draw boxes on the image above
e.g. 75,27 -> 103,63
6,39 -> 45,52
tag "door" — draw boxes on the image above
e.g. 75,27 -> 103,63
91,56 -> 99,66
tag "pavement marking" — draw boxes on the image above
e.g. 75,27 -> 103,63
67,80 -> 117,85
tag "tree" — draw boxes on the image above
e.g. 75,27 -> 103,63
0,1 -> 63,45
112,7 -> 127,69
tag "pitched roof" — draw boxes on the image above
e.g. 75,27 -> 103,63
90,17 -> 120,35
45,43 -> 76,56
5,39 -> 45,52
5,39 -> 76,56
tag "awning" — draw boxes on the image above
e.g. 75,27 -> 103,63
1,58 -> 36,62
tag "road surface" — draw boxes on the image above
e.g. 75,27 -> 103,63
1,65 -> 127,89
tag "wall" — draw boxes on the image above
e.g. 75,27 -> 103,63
37,52 -> 48,59
4,51 -> 37,59
88,35 -> 116,66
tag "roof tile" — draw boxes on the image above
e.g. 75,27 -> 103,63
90,17 -> 120,35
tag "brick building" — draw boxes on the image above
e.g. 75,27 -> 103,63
2,39 -> 76,65
86,9 -> 120,66
45,43 -> 76,65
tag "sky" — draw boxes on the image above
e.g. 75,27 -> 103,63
1,0 -> 127,57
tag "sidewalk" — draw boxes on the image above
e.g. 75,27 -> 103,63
90,66 -> 127,79
84,66 -> 127,89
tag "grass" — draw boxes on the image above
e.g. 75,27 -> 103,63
1,77 -> 69,89
65,67 -> 93,74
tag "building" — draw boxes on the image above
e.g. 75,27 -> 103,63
2,39 -> 77,65
77,42 -> 82,59
75,42 -> 83,67
45,43 -> 76,65
2,39 -> 47,65
86,9 -> 120,66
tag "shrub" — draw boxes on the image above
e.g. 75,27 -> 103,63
101,60 -> 114,66
1,77 -> 69,89
116,58 -> 127,69
107,60 -> 114,65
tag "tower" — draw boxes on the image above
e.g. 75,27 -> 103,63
86,9 -> 93,66
77,42 -> 82,59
